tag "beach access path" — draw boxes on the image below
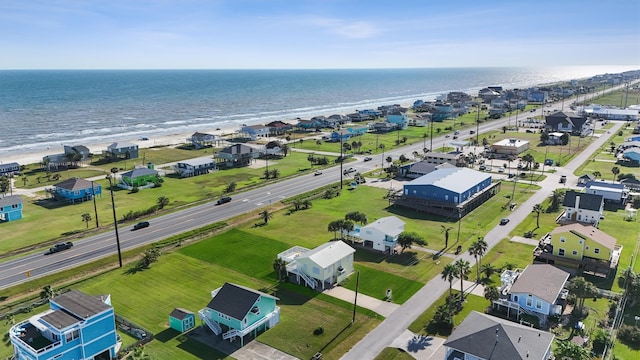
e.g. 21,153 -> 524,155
340,121 -> 624,360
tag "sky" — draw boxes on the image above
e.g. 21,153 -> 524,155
1,0 -> 639,70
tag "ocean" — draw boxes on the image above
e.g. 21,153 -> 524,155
0,66 -> 635,158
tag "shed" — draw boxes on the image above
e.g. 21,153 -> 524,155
169,308 -> 196,333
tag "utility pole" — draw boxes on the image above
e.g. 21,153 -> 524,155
91,180 -> 99,228
107,170 -> 123,268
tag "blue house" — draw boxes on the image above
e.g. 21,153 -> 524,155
49,178 -> 102,204
403,168 -> 492,204
431,103 -> 454,122
0,162 -> 21,177
386,111 -> 408,129
0,195 -> 23,222
330,129 -> 353,142
198,283 -> 280,347
622,148 -> 640,165
10,290 -> 119,360
347,125 -> 368,136
495,264 -> 570,325
103,142 -> 139,160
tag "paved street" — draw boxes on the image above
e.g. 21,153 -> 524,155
341,121 -> 624,359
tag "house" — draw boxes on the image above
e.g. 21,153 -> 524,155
0,195 -> 23,222
584,180 -> 629,204
386,111 -> 408,129
491,138 -> 530,156
119,167 -> 159,189
422,151 -> 459,166
493,264 -> 570,326
409,113 -> 430,127
398,167 -> 498,218
544,111 -> 589,136
198,282 -> 280,347
264,141 -> 285,157
352,216 -> 405,253
296,118 -> 323,129
478,88 -> 502,103
9,290 -> 119,360
528,90 -> 549,103
546,132 -> 567,145
577,174 -> 595,186
622,148 -> 640,165
443,311 -> 554,360
173,157 -> 216,177
216,144 -> 260,167
534,223 -> 622,277
188,132 -> 221,149
402,168 -> 492,205
265,121 -> 293,135
44,145 -> 92,169
47,177 -> 102,204
369,121 -> 396,133
560,190 -> 604,226
0,162 -> 20,177
278,241 -> 355,290
621,177 -> 640,191
330,129 -> 353,142
169,308 -> 196,333
347,125 -> 368,136
63,145 -> 91,161
103,142 -> 139,160
346,112 -> 371,122
239,125 -> 270,140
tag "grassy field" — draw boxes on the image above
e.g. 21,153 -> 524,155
407,292 -> 490,336
573,124 -> 640,180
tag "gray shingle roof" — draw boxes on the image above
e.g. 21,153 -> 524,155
444,311 -> 554,360
508,264 -> 570,304
54,177 -> 97,191
169,308 -> 194,320
0,195 -> 23,207
121,167 -> 157,178
562,190 -> 603,211
206,283 -> 278,321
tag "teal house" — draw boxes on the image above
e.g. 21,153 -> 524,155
169,308 -> 196,333
0,195 -> 23,222
198,283 -> 280,346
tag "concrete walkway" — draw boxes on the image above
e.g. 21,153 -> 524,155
510,236 -> 539,246
323,286 -> 400,317
389,330 -> 447,360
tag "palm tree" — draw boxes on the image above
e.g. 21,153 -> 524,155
592,171 -> 601,179
40,285 -> 58,300
611,166 -> 620,182
397,232 -> 426,253
21,175 -> 28,187
468,238 -> 488,281
281,143 -> 289,157
480,263 -> 499,282
532,203 -> 543,229
484,285 -> 500,303
157,196 -> 170,210
554,340 -> 591,360
138,248 -> 161,268
259,210 -> 273,224
522,153 -> 535,170
273,258 -> 287,282
270,168 -> 280,179
81,213 -> 92,229
302,199 -> 312,209
548,188 -> 564,212
339,219 -> 355,241
327,220 -> 341,239
568,276 -> 598,315
453,259 -> 471,302
441,225 -> 453,248
345,211 -> 368,225
441,263 -> 457,301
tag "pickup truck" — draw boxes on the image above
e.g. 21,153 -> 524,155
47,242 -> 73,255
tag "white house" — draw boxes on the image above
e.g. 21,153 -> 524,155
173,157 -> 216,177
277,241 -> 355,290
585,180 -> 629,204
352,216 -> 405,253
561,190 -> 604,226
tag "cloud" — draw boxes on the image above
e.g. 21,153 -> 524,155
305,17 -> 380,39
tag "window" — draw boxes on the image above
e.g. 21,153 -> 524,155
251,306 -> 260,316
586,246 -> 590,250
594,248 -> 600,254
65,330 -> 79,342
558,248 -> 565,256
578,239 -> 583,244
572,250 -> 578,256
536,300 -> 542,309
526,296 -> 533,306
560,237 -> 566,243
312,267 -> 320,275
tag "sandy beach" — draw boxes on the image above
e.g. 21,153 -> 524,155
1,126 -> 236,167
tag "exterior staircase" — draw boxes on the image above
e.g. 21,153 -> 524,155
223,329 -> 241,341
198,309 -> 221,335
294,269 -> 318,289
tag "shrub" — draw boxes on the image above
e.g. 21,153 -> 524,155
617,325 -> 640,346
313,327 -> 324,335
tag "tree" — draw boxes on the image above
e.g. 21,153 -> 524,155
521,153 -> 535,170
302,199 -> 312,209
548,188 -> 564,212
532,203 -> 543,229
338,219 -> 354,240
502,126 -> 507,134
269,169 -> 280,179
593,171 -> 601,179
554,340 -> 590,360
345,211 -> 368,225
21,175 -> 28,187
441,225 -> 453,248
568,276 -> 598,315
540,131 -> 549,143
259,210 -> 273,224
0,176 -> 9,194
611,166 -> 620,182
138,248 -> 161,268
468,238 -> 488,281
273,258 -> 287,282
40,285 -> 58,300
480,263 -> 499,281
130,346 -> 151,360
397,232 -> 426,253
484,285 -> 500,302
292,199 -> 303,211
157,196 -> 169,210
316,139 -> 322,150
81,213 -> 92,229
327,220 -> 341,239
225,181 -> 237,193
610,141 -> 616,153
263,168 -> 271,179
386,156 -> 393,166
343,142 -> 351,153
441,263 -> 457,301
453,259 -> 471,302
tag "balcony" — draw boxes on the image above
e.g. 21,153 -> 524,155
10,320 -> 62,356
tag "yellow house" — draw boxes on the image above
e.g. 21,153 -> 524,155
534,223 -> 621,277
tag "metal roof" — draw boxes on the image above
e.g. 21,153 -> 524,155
361,216 -> 404,237
299,241 -> 355,269
405,168 -> 491,194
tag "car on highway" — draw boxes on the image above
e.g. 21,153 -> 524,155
469,130 -> 475,134
314,171 -> 323,176
498,167 -> 505,173
344,167 -> 357,175
133,221 -> 150,230
363,156 -> 373,161
46,242 -> 73,255
216,196 -> 232,205
499,218 -> 510,225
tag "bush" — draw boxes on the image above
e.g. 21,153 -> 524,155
313,327 -> 324,335
617,325 -> 640,346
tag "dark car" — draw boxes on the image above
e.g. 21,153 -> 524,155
47,242 -> 73,255
314,171 -> 323,176
499,218 -> 510,225
363,156 -> 373,162
133,221 -> 150,230
217,196 -> 232,205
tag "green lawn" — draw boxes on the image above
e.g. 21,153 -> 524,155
375,348 -> 416,360
407,292 -> 490,336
